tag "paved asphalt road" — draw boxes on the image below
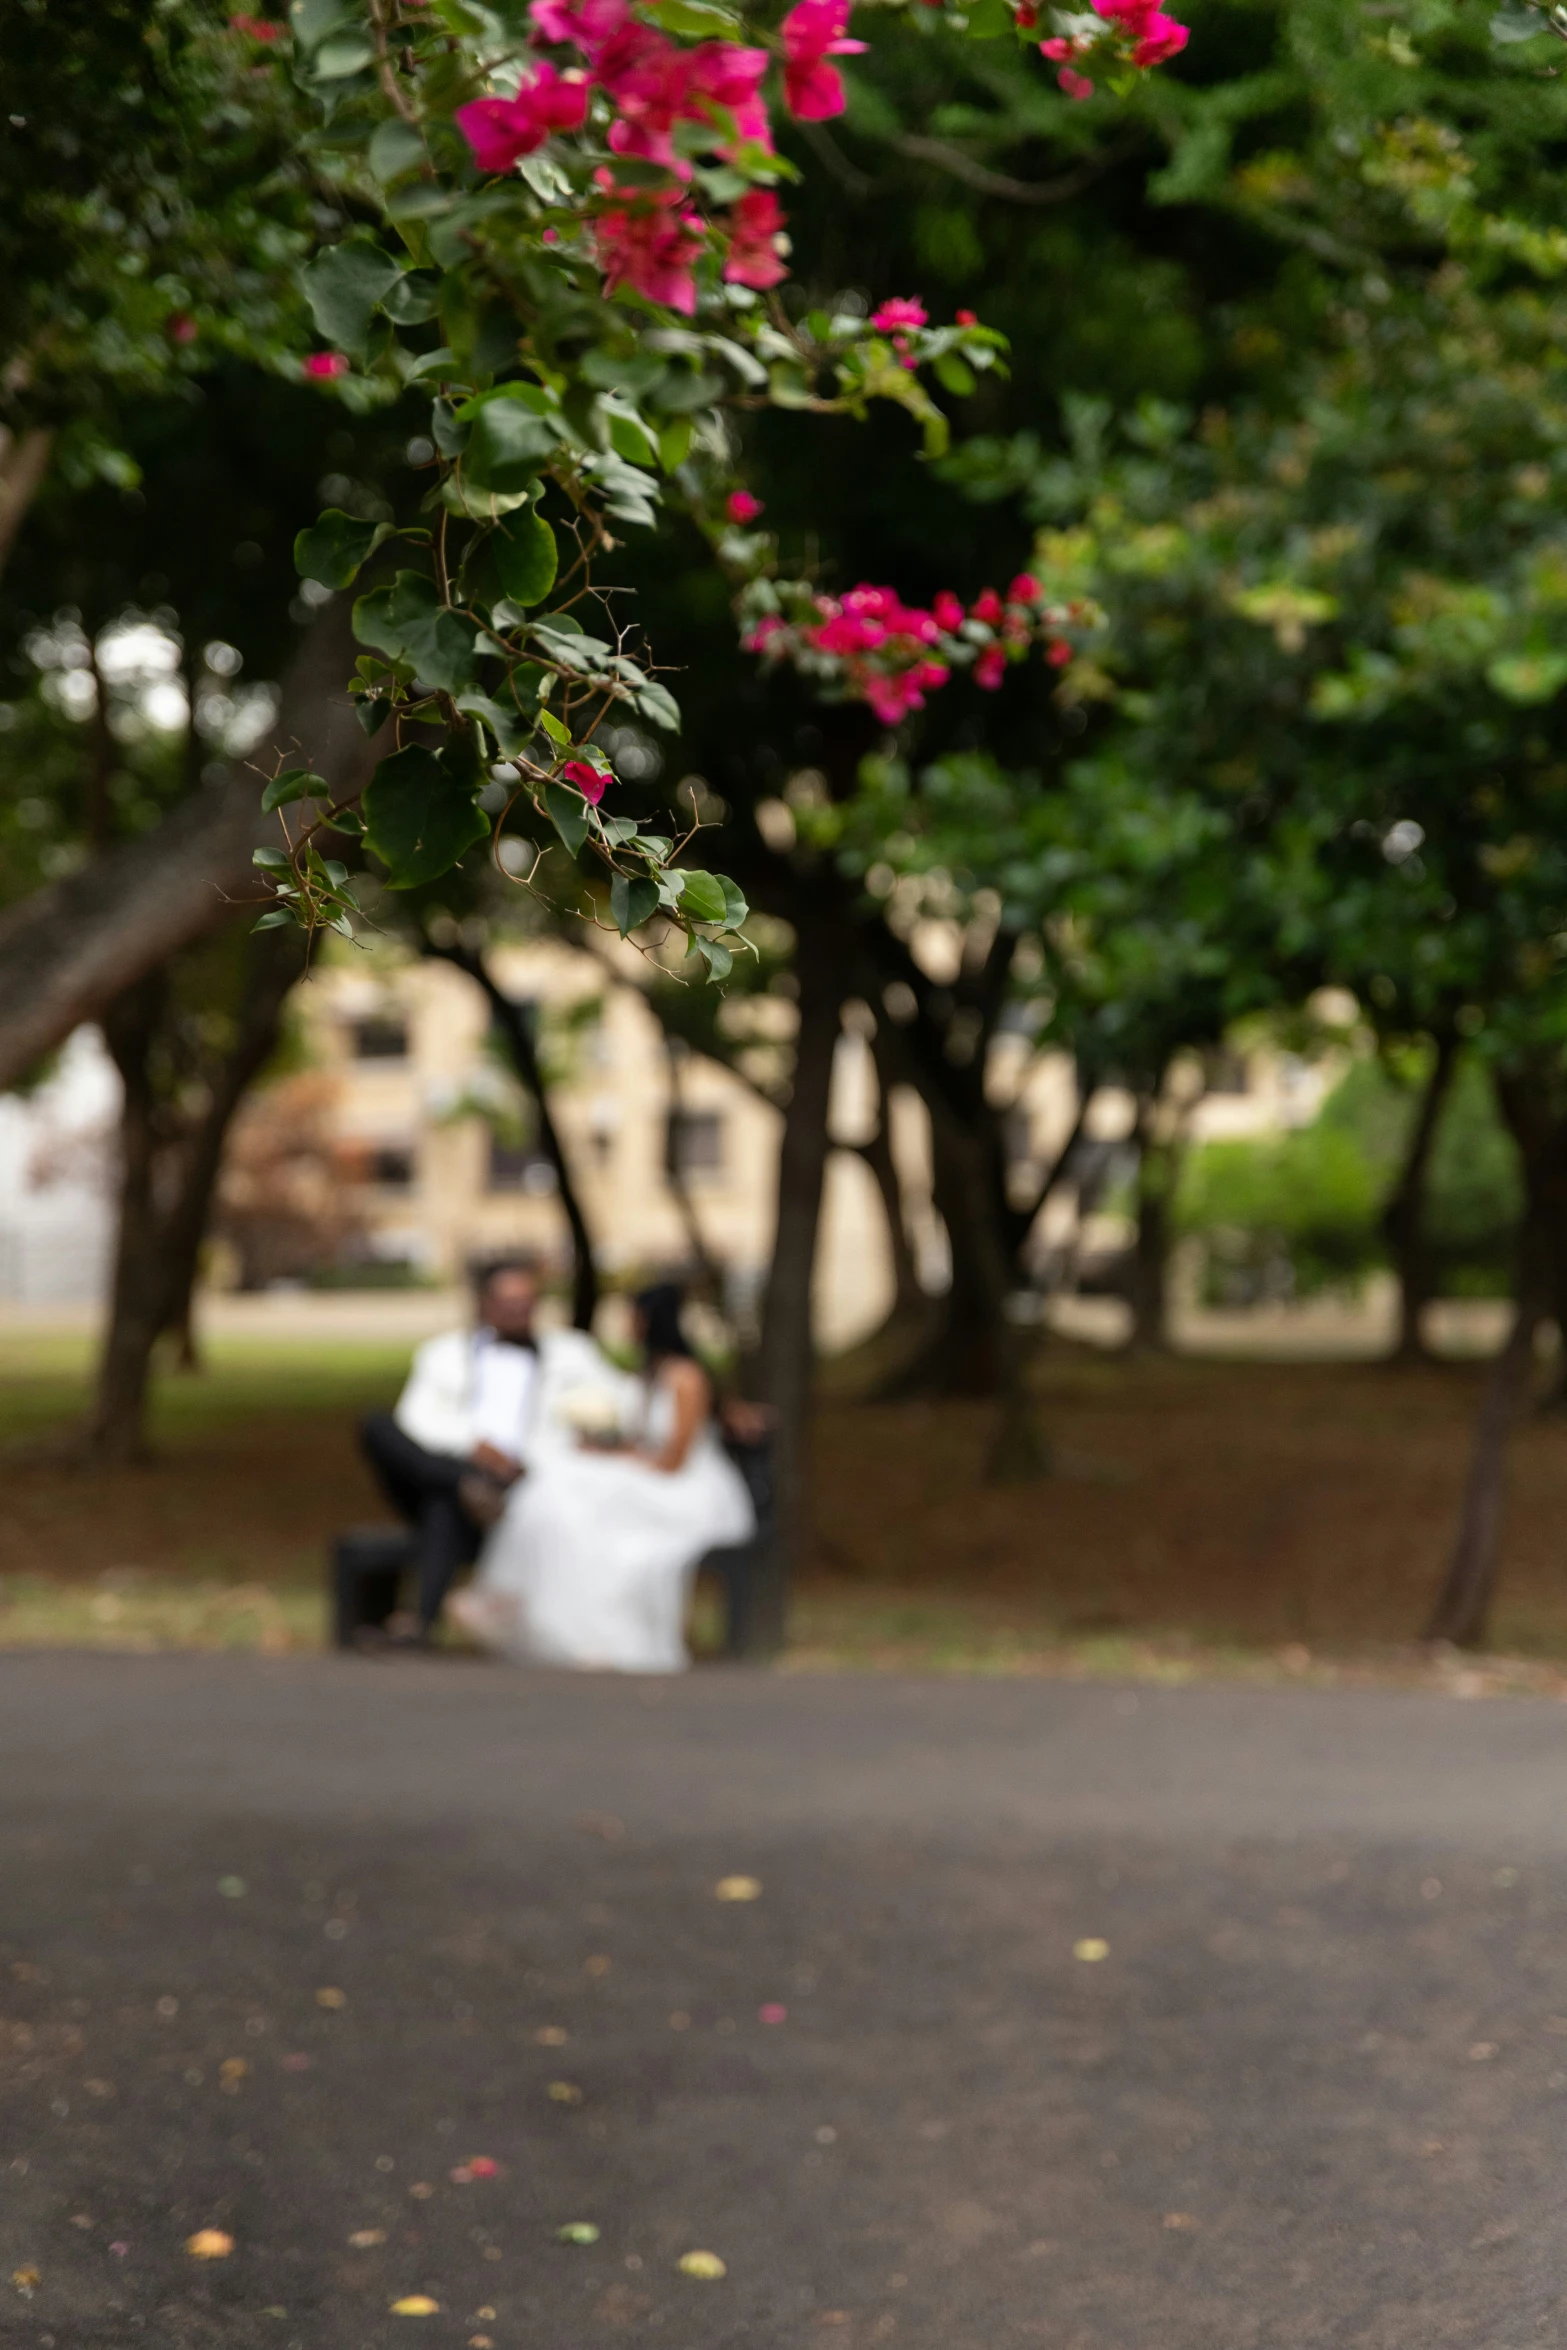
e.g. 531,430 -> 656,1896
4,1655 -> 1567,2350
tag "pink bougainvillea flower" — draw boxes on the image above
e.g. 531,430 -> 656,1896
932,589 -> 965,632
166,311 -> 198,345
1007,572 -> 1040,604
531,0 -> 628,54
974,643 -> 1008,689
1091,0 -> 1188,59
598,24 -> 691,168
1038,35 -> 1073,57
1131,11 -> 1188,65
561,760 -> 609,804
969,587 -> 1003,626
955,307 -> 977,326
864,674 -> 913,723
1046,638 -> 1073,668
723,188 -> 789,289
230,11 -> 283,36
303,352 -> 349,379
457,65 -> 589,172
1057,65 -> 1095,98
465,2156 -> 501,2178
595,194 -> 704,312
687,41 -> 773,153
727,489 -> 764,524
869,296 -> 927,335
781,0 -> 866,121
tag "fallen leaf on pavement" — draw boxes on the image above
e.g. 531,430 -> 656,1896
466,2158 -> 500,2178
11,2269 -> 40,2295
1073,1939 -> 1110,1963
217,1877 -> 247,1900
390,2295 -> 441,2315
715,1877 -> 761,1903
185,2231 -> 234,2260
1162,2213 -> 1198,2231
409,2183 -> 435,2200
1468,2042 -> 1499,2062
534,2027 -> 567,2046
547,2081 -> 583,2104
282,2053 -> 312,2071
679,2250 -> 727,2279
348,2230 -> 387,2249
558,2223 -> 600,2245
585,1954 -> 611,1977
470,2337 -> 494,2347
315,1988 -> 347,2009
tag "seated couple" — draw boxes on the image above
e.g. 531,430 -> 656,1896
359,1259 -> 755,1673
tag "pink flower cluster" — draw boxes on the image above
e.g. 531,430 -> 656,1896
454,0 -> 855,311
1039,0 -> 1187,99
744,572 -> 1082,722
807,585 -> 951,723
781,0 -> 866,121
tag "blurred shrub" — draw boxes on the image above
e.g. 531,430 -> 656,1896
1177,1051 -> 1522,1305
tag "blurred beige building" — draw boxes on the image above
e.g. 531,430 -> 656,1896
227,935 -> 1341,1347
262,939 -> 905,1351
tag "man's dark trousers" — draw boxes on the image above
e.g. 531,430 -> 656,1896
359,1412 -> 482,1631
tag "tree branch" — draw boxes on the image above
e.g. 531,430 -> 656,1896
891,130 -> 1140,205
0,599 -> 372,1092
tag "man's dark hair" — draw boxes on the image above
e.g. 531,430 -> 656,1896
470,1253 -> 543,1300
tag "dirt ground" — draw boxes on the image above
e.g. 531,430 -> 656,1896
5,1330 -> 1567,1672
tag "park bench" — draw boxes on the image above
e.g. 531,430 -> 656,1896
331,1428 -> 782,1660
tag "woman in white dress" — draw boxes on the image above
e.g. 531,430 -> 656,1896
451,1285 -> 756,1673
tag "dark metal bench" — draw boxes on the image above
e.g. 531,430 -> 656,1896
331,1431 -> 781,1658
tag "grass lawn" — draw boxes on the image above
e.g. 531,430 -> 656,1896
5,1327 -> 1567,1694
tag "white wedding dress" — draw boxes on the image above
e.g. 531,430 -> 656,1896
461,1372 -> 756,1673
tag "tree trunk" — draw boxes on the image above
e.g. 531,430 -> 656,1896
146,926 -> 308,1374
1127,1122 -> 1181,1355
89,975 -> 168,1464
663,1037 -> 725,1302
0,598 -> 374,1091
855,1025 -> 922,1319
83,925 -> 307,1464
1422,1279 -> 1543,1648
756,923 -> 845,1625
1383,1030 -> 1458,1366
426,940 -> 599,1330
1424,1065 -> 1567,1646
0,426 -> 52,577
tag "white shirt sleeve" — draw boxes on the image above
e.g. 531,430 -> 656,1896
471,1339 -> 537,1461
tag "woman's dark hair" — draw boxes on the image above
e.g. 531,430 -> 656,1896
634,1281 -> 695,1361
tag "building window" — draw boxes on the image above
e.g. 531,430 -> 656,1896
369,1146 -> 415,1189
350,1015 -> 409,1061
488,1134 -> 557,1194
666,1108 -> 724,1177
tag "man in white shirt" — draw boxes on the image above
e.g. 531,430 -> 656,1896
358,1257 -> 561,1643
